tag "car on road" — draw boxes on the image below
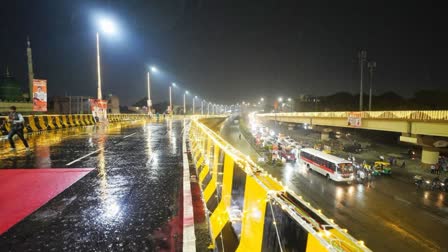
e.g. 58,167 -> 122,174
280,147 -> 297,162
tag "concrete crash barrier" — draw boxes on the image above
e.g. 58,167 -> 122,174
0,114 -> 152,136
189,118 -> 371,252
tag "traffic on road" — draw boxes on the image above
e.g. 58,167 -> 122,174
223,113 -> 448,252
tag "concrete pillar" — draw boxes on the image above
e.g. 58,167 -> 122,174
421,147 -> 439,165
321,132 -> 330,141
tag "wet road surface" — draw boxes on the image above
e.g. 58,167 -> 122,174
0,120 -> 185,251
221,117 -> 448,252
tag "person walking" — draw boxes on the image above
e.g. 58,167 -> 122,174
7,106 -> 30,152
400,161 -> 406,169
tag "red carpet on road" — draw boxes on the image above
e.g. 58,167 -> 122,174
0,168 -> 93,235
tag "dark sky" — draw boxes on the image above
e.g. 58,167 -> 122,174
1,0 -> 446,105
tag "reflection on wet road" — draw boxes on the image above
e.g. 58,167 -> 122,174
221,118 -> 448,252
0,120 -> 184,251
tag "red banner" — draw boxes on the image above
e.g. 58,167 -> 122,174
89,99 -> 108,123
33,79 -> 47,112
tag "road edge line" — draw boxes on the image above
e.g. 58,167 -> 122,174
182,121 -> 196,251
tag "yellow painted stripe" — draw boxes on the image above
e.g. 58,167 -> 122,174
305,233 -> 328,252
209,201 -> 230,245
46,116 -> 55,129
236,175 -> 268,252
196,156 -> 204,169
209,154 -> 235,245
54,116 -> 62,128
203,146 -> 220,202
68,115 -> 75,126
199,165 -> 209,183
38,116 -> 47,130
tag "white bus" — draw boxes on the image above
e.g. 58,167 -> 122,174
300,148 -> 354,182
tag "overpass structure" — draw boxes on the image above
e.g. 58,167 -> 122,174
256,110 -> 448,165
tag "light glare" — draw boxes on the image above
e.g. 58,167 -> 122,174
98,18 -> 117,35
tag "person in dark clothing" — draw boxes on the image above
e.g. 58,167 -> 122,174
7,106 -> 30,152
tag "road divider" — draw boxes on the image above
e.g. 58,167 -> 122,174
188,117 -> 371,252
0,114 -> 152,136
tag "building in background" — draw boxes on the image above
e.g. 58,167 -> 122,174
49,96 -> 91,114
107,95 -> 120,114
49,95 -> 120,114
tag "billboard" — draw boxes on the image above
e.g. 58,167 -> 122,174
89,99 -> 108,123
347,112 -> 362,127
33,79 -> 47,112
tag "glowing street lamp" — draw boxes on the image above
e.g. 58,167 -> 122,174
147,66 -> 158,113
96,17 -> 118,100
193,96 -> 198,114
169,82 -> 176,115
183,90 -> 189,115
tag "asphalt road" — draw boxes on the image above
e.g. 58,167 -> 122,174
221,117 -> 448,252
0,120 -> 185,251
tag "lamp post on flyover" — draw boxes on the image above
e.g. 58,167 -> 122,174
201,100 -> 205,115
368,61 -> 376,111
95,18 -> 117,100
170,83 -> 176,115
193,96 -> 197,114
147,66 -> 158,114
358,49 -> 367,111
183,90 -> 189,115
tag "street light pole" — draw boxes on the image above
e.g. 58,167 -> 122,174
183,93 -> 186,115
368,61 -> 376,111
201,100 -> 204,115
358,49 -> 367,111
169,85 -> 172,114
147,71 -> 151,113
193,96 -> 197,114
96,32 -> 102,100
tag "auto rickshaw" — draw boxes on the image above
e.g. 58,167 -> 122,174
372,161 -> 392,175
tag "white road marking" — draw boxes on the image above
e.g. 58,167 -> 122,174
66,148 -> 103,166
182,122 -> 196,251
123,132 -> 137,139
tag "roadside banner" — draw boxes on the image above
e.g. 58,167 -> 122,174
89,99 -> 108,123
32,79 -> 47,112
348,112 -> 362,127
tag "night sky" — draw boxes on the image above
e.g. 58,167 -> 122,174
1,0 -> 446,105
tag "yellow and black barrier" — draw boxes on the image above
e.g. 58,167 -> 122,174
189,118 -> 371,252
0,114 -> 152,136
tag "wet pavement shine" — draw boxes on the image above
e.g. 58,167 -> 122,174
0,120 -> 185,251
220,117 -> 448,252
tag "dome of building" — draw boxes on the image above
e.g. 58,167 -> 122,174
0,68 -> 24,101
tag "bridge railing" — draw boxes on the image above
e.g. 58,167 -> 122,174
258,110 -> 448,121
189,118 -> 371,251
